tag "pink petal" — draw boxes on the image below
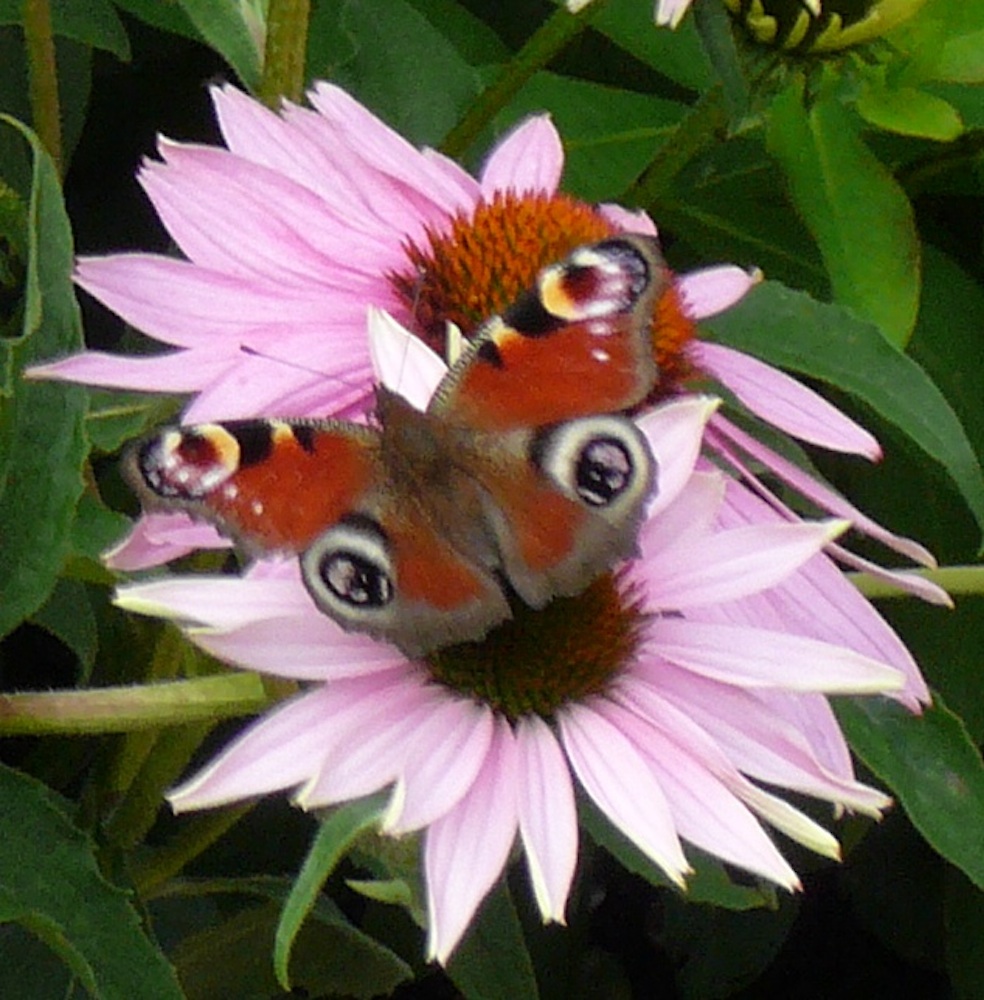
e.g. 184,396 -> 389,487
599,204 -> 657,236
641,519 -> 846,608
637,396 -> 719,516
651,664 -> 892,814
425,717 -> 519,964
559,701 -> 689,886
190,617 -> 404,681
385,698 -> 495,834
143,141 -> 405,280
368,308 -> 447,407
167,686 -> 347,809
650,619 -> 904,693
696,344 -> 882,458
600,692 -> 799,887
636,472 -> 725,562
480,115 -> 563,197
709,417 -> 937,568
75,255 -> 370,345
307,82 -> 478,217
297,686 -> 447,807
827,543 -> 952,607
104,513 -> 230,571
26,348 -> 231,393
675,266 -> 758,319
515,716 -> 578,923
714,478 -> 932,708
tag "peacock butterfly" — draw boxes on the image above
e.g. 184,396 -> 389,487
123,235 -> 669,655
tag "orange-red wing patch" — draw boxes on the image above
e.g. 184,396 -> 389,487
440,314 -> 655,432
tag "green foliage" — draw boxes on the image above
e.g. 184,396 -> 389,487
1,0 -> 983,996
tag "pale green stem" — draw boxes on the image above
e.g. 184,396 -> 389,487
850,565 -> 984,600
21,0 -> 62,173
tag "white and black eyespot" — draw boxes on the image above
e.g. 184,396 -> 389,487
301,516 -> 396,623
532,417 -> 655,513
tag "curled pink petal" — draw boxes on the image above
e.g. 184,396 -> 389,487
675,266 -> 759,319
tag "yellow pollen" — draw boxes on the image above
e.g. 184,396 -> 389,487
426,573 -> 648,721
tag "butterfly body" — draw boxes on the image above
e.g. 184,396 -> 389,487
124,235 -> 669,656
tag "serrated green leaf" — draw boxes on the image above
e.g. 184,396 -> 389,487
69,491 -> 130,568
0,116 -> 87,640
446,882 -> 538,1000
0,764 -> 183,999
837,694 -> 984,891
701,281 -> 984,541
274,793 -> 389,989
580,799 -> 772,910
0,0 -> 129,58
174,0 -> 261,91
766,82 -> 921,346
85,388 -> 180,454
856,84 -> 963,140
173,899 -> 411,1000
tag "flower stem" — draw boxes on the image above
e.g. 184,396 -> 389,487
440,1 -> 609,160
851,565 -> 984,599
0,673 -> 271,735
21,0 -> 62,174
622,87 -> 730,209
258,0 -> 310,106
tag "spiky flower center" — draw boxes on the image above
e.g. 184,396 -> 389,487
427,574 -> 648,719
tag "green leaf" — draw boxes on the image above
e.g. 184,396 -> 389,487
274,793 -> 389,989
591,0 -> 712,91
446,882 -> 539,1000
701,281 -> 984,541
936,29 -> 984,83
85,388 -> 180,454
837,695 -> 984,892
173,899 -> 412,1000
109,0 -> 201,41
405,0 -> 510,65
856,84 -> 963,140
174,0 -> 261,91
0,0 -> 129,58
580,799 -> 773,911
766,82 -> 921,346
307,0 -> 480,146
0,116 -> 87,640
495,71 -> 685,203
29,578 -> 98,670
0,764 -> 183,999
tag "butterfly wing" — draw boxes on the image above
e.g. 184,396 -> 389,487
429,235 -> 667,430
124,417 -> 510,655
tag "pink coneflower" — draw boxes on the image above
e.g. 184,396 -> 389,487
28,82 -> 942,605
116,377 -> 914,963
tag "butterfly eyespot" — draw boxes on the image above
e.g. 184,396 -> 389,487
301,517 -> 396,621
532,416 -> 656,514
